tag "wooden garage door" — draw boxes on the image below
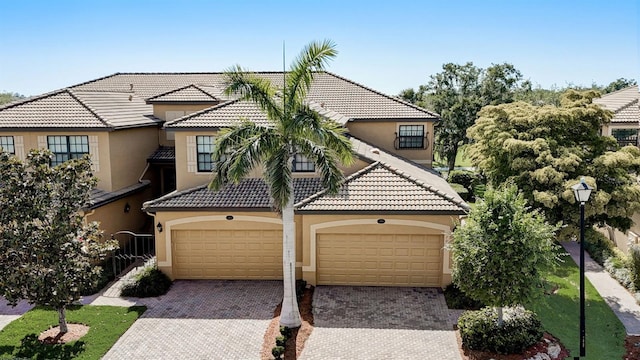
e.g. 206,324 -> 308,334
173,229 -> 282,279
317,233 -> 442,286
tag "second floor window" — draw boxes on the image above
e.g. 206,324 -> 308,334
196,135 -> 214,172
0,136 -> 14,154
398,125 -> 425,149
293,153 -> 315,172
48,135 -> 89,166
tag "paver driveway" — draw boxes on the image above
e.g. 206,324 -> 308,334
0,298 -> 33,331
300,286 -> 461,360
103,280 -> 281,360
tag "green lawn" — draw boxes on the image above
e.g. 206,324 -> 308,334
529,251 -> 626,359
434,144 -> 473,168
0,305 -> 145,360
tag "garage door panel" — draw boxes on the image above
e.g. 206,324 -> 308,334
173,229 -> 283,280
317,232 -> 442,287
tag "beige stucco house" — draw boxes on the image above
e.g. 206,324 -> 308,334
0,71 -> 468,287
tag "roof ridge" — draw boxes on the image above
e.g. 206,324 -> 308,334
146,83 -> 218,101
294,161 -> 381,208
68,72 -> 122,90
0,88 -> 71,111
323,71 -> 440,118
164,98 -> 244,127
615,98 -> 640,113
143,184 -> 209,209
66,89 -> 113,128
598,85 -> 639,98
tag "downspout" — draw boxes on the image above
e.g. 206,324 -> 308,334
138,162 -> 150,183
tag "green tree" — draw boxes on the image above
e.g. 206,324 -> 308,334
451,184 -> 558,323
601,78 -> 637,94
210,40 -> 354,327
467,90 -> 640,236
423,62 -> 524,171
0,91 -> 25,105
0,149 -> 117,333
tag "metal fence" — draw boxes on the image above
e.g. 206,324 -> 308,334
110,231 -> 155,278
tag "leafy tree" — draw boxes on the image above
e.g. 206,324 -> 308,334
601,78 -> 637,94
0,149 -> 117,333
514,81 -> 563,106
451,184 -> 558,324
211,40 -> 354,327
422,62 -> 524,171
0,91 -> 25,105
467,90 -> 640,236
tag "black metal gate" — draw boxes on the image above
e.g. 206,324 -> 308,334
110,231 -> 155,278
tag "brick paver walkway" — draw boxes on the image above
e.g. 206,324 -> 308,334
102,280 -> 281,359
300,286 -> 461,360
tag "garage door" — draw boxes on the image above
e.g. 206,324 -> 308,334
173,229 -> 282,279
317,233 -> 442,286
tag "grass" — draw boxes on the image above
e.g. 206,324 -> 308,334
0,305 -> 145,360
434,144 -> 473,168
528,250 -> 626,359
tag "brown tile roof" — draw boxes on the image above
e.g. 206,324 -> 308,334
143,177 -> 324,211
147,146 -> 175,163
71,72 -> 438,122
165,99 -> 271,128
295,162 -> 467,213
594,86 -> 640,124
0,89 -> 160,129
146,84 -> 223,103
89,180 -> 150,210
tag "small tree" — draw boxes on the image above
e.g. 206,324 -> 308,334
0,149 -> 117,333
451,184 -> 558,324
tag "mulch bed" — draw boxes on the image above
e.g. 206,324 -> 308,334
456,331 -> 570,360
625,335 -> 640,359
38,324 -> 89,344
260,286 -> 315,359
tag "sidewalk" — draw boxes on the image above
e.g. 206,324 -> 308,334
562,241 -> 640,335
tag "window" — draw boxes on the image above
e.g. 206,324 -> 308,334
293,153 -> 315,172
612,128 -> 638,147
0,136 -> 14,154
196,135 -> 214,172
397,125 -> 425,149
47,135 -> 89,166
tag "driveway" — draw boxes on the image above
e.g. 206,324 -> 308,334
103,280 -> 281,360
0,298 -> 34,331
300,286 -> 461,360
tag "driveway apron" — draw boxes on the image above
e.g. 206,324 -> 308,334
103,280 -> 281,360
0,298 -> 34,331
301,286 -> 461,360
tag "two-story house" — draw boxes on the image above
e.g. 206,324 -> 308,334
0,72 -> 468,288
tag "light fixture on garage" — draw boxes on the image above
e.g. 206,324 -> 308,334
377,219 -> 385,224
156,222 -> 163,233
226,215 -> 234,220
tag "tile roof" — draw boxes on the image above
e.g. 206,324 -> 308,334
71,72 -> 438,122
146,84 -> 223,103
147,146 -> 175,163
594,86 -> 640,124
89,180 -> 150,209
143,177 -> 324,211
295,162 -> 466,213
165,99 -> 271,128
0,89 -> 160,129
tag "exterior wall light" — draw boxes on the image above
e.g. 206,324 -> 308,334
377,219 -> 385,224
156,222 -> 163,233
226,215 -> 234,220
124,203 -> 131,213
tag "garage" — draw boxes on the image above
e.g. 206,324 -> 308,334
172,228 -> 283,279
316,232 -> 443,287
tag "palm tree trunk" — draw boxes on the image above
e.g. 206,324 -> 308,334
58,306 -> 68,333
279,180 -> 302,328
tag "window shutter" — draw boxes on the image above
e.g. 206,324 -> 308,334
14,136 -> 25,161
187,136 -> 197,173
89,136 -> 100,172
37,135 -> 47,149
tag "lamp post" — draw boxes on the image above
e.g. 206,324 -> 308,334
572,177 -> 593,359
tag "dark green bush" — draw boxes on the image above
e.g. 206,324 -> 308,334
584,230 -> 615,265
279,326 -> 292,338
120,266 -> 172,298
448,170 -> 477,189
450,183 -> 470,201
630,244 -> 640,291
473,183 -> 487,199
458,306 -> 543,354
443,283 -> 485,310
271,345 -> 284,359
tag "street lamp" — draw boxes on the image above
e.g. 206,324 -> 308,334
572,177 -> 593,359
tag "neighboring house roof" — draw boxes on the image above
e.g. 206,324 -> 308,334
0,88 -> 160,130
143,177 -> 324,211
295,162 -> 467,214
165,99 -> 271,128
89,180 -> 150,209
146,84 -> 223,104
147,146 -> 175,164
70,72 -> 438,122
594,86 -> 640,124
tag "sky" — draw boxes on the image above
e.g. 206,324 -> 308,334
0,0 -> 638,97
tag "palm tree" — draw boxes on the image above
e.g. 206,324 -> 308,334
210,40 -> 354,327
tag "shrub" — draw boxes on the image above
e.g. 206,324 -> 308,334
271,346 -> 284,359
630,244 -> 640,291
473,183 -> 487,199
443,283 -> 485,310
458,306 -> 543,354
279,326 -> 292,338
450,183 -> 470,201
449,170 -> 484,199
584,230 -> 615,265
120,266 -> 172,298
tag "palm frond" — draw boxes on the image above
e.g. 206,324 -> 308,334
296,139 -> 344,195
223,65 -> 283,121
264,146 -> 293,212
285,40 -> 337,110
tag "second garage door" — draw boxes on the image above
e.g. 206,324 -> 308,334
317,233 -> 442,286
172,229 -> 282,279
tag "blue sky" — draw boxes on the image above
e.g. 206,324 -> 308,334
0,0 -> 637,96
